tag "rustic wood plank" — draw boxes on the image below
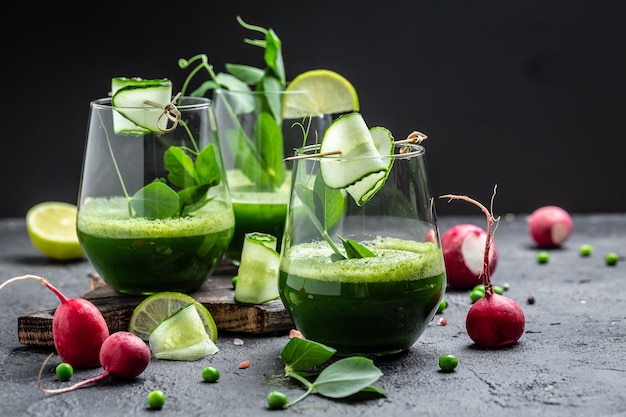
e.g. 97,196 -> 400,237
17,263 -> 293,348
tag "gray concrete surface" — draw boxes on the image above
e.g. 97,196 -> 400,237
1,214 -> 625,417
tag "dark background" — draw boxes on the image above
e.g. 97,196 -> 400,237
3,1 -> 624,217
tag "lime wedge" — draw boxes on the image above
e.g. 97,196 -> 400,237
26,201 -> 84,260
234,232 -> 280,304
282,69 -> 359,119
111,77 -> 172,135
149,304 -> 219,361
128,291 -> 218,343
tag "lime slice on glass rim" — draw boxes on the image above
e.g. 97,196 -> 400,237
25,201 -> 84,260
281,69 -> 359,119
319,113 -> 394,206
128,291 -> 218,343
110,77 -> 173,134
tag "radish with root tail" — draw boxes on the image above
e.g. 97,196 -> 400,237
440,188 -> 525,348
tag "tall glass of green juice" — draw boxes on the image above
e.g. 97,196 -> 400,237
213,89 -> 330,264
77,93 -> 234,295
279,138 -> 446,356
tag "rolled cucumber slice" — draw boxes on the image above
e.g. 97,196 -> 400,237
320,113 -> 387,190
111,77 -> 173,135
320,113 -> 394,205
345,126 -> 395,205
234,232 -> 280,304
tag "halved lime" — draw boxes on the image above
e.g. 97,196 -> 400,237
25,201 -> 84,260
111,77 -> 172,134
282,69 -> 359,119
149,304 -> 219,361
128,291 -> 218,342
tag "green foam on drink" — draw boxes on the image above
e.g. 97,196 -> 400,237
282,237 -> 445,283
78,197 -> 234,239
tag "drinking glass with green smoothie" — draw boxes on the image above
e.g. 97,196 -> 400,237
77,78 -> 235,295
278,112 -> 446,356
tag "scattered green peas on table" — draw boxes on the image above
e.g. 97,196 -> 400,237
605,252 -> 619,266
55,363 -> 73,381
147,390 -> 166,409
267,391 -> 288,409
437,299 -> 448,314
469,289 -> 484,303
438,354 -> 459,372
202,366 -> 220,382
536,251 -> 550,264
579,244 -> 593,257
232,275 -> 238,288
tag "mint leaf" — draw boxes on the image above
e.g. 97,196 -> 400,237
131,181 -> 180,219
313,173 -> 345,232
195,144 -> 221,186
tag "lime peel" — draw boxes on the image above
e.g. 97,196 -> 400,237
26,202 -> 84,260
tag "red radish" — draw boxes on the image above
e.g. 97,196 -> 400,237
38,331 -> 151,394
0,275 -> 109,368
441,190 -> 525,348
527,205 -> 573,247
441,224 -> 498,288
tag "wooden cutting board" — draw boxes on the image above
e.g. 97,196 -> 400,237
17,262 -> 293,348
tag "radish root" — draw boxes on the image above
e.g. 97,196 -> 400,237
37,353 -> 109,395
0,275 -> 68,303
440,185 -> 501,295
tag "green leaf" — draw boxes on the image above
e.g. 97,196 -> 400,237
165,146 -> 199,188
312,357 -> 383,399
216,73 -> 251,96
279,337 -> 336,374
177,184 -> 210,216
255,111 -> 285,188
131,181 -> 180,219
226,63 -> 264,84
195,144 -> 221,186
260,75 -> 283,123
264,29 -> 285,85
339,236 -> 376,259
313,172 -> 346,232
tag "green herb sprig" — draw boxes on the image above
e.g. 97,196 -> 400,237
178,16 -> 288,191
271,337 -> 386,409
101,98 -> 222,219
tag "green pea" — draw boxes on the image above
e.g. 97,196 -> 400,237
232,275 -> 238,288
469,289 -> 484,303
579,244 -> 593,257
267,391 -> 288,409
437,299 -> 448,314
606,252 -> 619,266
536,251 -> 549,264
493,285 -> 503,295
202,366 -> 220,382
147,390 -> 165,409
438,354 -> 459,372
55,363 -> 73,381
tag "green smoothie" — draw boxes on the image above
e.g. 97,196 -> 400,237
279,237 -> 446,355
225,169 -> 291,264
77,196 -> 235,295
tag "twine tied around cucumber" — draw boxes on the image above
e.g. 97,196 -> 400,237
145,92 -> 182,133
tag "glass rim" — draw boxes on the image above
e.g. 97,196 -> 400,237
90,96 -> 211,110
294,143 -> 426,160
215,88 -> 307,97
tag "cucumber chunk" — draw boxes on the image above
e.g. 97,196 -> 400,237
149,304 -> 219,361
234,232 -> 280,304
111,77 -> 173,135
